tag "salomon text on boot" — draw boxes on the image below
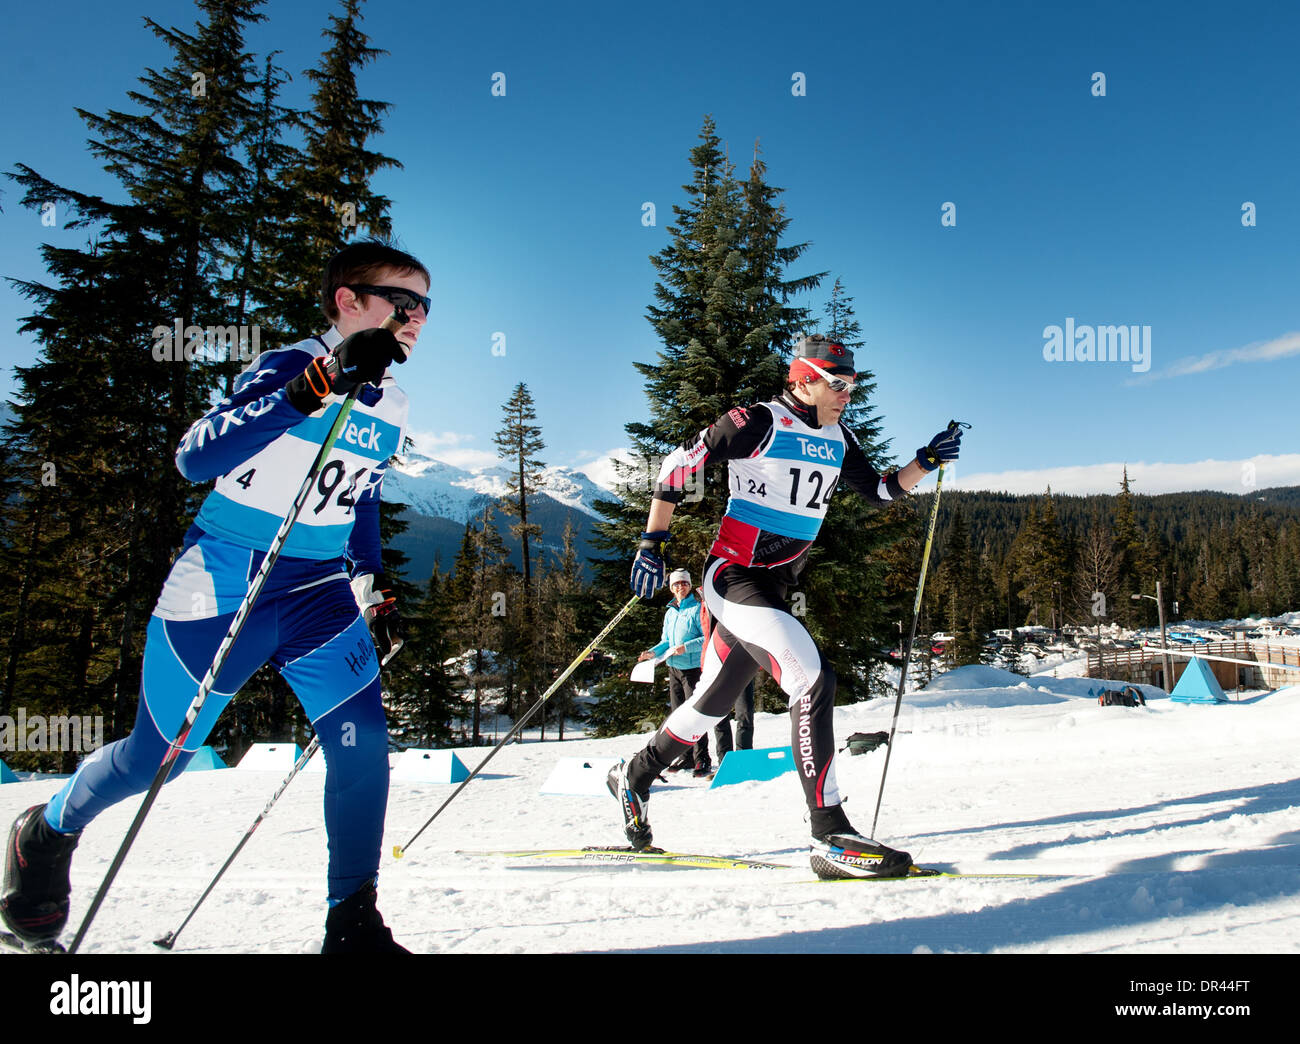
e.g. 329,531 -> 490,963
808,806 -> 911,880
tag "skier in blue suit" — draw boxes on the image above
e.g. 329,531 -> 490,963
1,240 -> 428,953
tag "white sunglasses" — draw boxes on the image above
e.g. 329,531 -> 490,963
802,364 -> 856,393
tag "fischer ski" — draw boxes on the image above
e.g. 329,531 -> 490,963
458,846 -> 787,870
458,847 -> 1055,879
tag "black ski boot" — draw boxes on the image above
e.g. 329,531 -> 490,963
808,806 -> 911,880
607,758 -> 653,850
321,881 -> 410,954
1,804 -> 80,946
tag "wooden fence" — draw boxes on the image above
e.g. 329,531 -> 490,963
1086,641 -> 1300,692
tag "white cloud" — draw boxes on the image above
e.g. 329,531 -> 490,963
405,430 -> 499,472
433,448 -> 501,472
407,429 -> 474,452
949,454 -> 1300,496
1129,331 -> 1300,384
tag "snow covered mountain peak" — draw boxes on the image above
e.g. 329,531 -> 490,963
383,451 -> 616,523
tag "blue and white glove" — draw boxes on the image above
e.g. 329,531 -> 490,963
630,531 -> 670,598
916,422 -> 964,472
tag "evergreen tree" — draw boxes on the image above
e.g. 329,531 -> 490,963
1011,489 -> 1069,629
536,520 -> 591,740
0,1 -> 404,768
590,117 -> 824,729
220,48 -> 302,390
493,383 -> 546,721
493,384 -> 546,595
936,507 -> 982,664
1112,468 -> 1148,627
264,0 -> 399,336
817,276 -> 888,459
384,564 -> 460,748
2,0 -> 269,763
798,275 -> 913,699
447,507 -> 513,745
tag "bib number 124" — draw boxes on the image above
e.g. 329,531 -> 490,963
788,468 -> 836,508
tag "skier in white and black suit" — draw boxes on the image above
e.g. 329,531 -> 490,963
1,241 -> 427,952
610,334 -> 963,880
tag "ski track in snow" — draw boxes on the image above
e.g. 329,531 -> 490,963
3,662 -> 1298,955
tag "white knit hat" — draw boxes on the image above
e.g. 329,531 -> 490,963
669,569 -> 692,585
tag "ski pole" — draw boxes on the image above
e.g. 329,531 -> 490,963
870,420 -> 968,838
69,310 -> 409,954
393,593 -> 642,860
153,736 -> 321,951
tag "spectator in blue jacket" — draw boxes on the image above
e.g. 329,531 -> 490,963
638,569 -> 711,775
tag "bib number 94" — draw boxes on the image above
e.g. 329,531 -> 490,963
314,460 -> 368,515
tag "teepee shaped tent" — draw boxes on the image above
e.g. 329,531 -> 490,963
1170,656 -> 1227,704
0,758 -> 18,783
183,745 -> 228,772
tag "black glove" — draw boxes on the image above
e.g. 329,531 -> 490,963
630,531 -> 670,598
286,327 -> 401,414
366,586 -> 405,667
916,422 -> 964,472
354,573 -> 405,666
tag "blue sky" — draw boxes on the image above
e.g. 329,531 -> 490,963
1,0 -> 1297,497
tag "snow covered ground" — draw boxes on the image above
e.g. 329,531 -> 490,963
3,659 -> 1297,964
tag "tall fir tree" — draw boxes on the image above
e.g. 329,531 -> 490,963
0,1 -> 405,767
493,383 -> 546,718
1112,467 -> 1149,627
219,48 -> 302,390
590,117 -> 824,729
799,275 -> 913,699
2,0 -> 269,762
384,564 -> 460,748
535,520 -> 592,740
1011,489 -> 1069,628
264,0 -> 399,336
447,506 -> 513,744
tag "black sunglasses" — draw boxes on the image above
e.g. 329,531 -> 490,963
345,284 -> 431,316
